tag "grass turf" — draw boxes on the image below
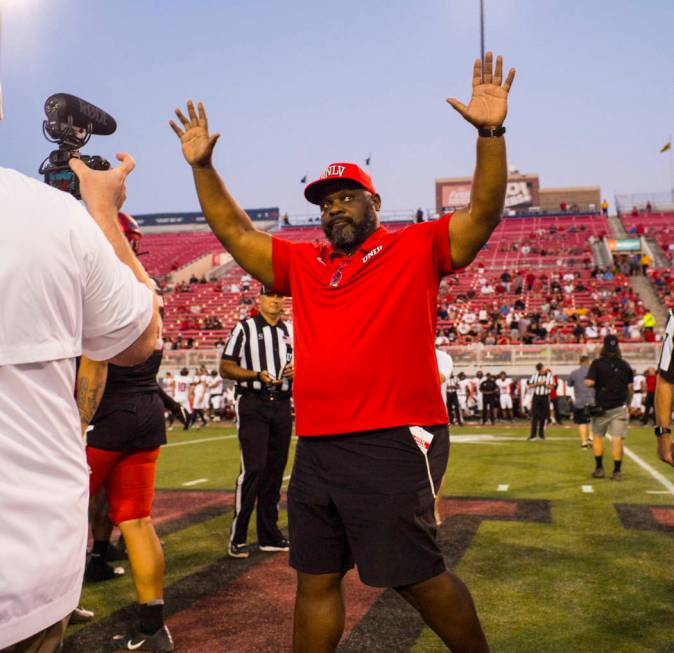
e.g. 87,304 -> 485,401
76,421 -> 674,652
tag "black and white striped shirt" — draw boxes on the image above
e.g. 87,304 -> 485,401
528,371 -> 554,396
222,314 -> 293,393
658,310 -> 674,383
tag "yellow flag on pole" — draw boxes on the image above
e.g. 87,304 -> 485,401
661,140 -> 672,153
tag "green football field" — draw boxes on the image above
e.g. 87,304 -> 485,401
71,421 -> 674,653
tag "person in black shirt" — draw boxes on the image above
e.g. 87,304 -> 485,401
585,335 -> 634,480
479,373 -> 499,424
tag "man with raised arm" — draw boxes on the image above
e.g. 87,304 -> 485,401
171,51 -> 515,653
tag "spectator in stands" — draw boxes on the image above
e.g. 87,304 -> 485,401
415,208 -> 424,223
631,206 -> 639,219
189,273 -> 199,283
641,309 -> 656,337
640,253 -> 651,275
241,273 -> 252,291
230,282 -> 240,293
601,199 -> 609,216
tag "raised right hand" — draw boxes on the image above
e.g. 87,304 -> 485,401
170,100 -> 220,168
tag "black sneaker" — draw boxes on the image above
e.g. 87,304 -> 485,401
107,539 -> 128,561
228,542 -> 250,559
111,625 -> 174,652
259,538 -> 290,552
85,559 -> 125,583
592,468 -> 605,479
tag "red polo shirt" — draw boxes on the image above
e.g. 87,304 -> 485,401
272,213 -> 459,436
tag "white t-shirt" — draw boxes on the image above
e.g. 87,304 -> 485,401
435,349 -> 454,405
633,374 -> 645,394
0,168 -> 153,648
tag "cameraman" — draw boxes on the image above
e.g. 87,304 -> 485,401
584,335 -> 634,480
0,124 -> 160,653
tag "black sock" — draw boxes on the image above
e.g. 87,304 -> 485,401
613,460 -> 622,473
91,540 -> 109,560
139,601 -> 165,635
595,456 -> 603,469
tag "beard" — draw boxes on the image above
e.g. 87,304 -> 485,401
323,208 -> 378,252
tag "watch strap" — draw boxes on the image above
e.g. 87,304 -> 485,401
478,125 -> 506,138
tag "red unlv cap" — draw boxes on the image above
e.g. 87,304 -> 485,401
304,162 -> 376,205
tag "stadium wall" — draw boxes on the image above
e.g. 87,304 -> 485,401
159,343 -> 661,377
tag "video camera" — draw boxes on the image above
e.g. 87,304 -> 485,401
39,93 -> 117,199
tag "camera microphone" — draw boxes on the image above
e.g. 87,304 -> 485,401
44,93 -> 117,136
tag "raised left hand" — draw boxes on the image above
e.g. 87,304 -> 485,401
447,51 -> 515,130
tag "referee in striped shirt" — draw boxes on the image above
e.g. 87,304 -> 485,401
220,288 -> 293,558
655,310 -> 674,466
527,363 -> 554,440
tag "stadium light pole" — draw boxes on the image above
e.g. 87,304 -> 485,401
479,0 -> 485,76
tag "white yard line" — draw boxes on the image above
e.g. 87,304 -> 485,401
182,478 -> 209,487
608,435 -> 674,495
581,485 -> 594,493
497,484 -> 509,492
164,435 -> 237,448
646,490 -> 671,495
283,475 -> 291,481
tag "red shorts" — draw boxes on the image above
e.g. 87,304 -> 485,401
87,447 -> 160,525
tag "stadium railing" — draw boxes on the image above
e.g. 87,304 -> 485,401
159,342 -> 661,377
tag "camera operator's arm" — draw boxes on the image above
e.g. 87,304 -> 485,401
170,101 -> 273,288
70,153 -> 160,366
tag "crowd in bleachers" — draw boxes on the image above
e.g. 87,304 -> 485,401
139,213 -> 666,350
434,264 -> 652,346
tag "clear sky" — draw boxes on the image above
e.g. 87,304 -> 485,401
1,0 -> 672,216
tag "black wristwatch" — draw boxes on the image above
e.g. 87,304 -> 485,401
654,426 -> 672,437
478,125 -> 506,138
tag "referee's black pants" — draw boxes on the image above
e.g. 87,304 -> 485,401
530,395 -> 549,439
447,392 -> 462,425
231,394 -> 292,546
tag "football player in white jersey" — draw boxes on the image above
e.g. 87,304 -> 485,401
630,371 -> 645,418
470,370 -> 485,414
191,367 -> 209,429
457,372 -> 471,421
208,370 -> 225,420
174,368 -> 194,430
496,371 -> 513,421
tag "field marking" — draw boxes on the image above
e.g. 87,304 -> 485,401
451,434 -> 575,444
646,490 -> 671,495
497,484 -> 509,492
283,475 -> 291,481
182,478 -> 209,487
581,485 -> 594,493
608,436 -> 674,495
164,435 -> 237,448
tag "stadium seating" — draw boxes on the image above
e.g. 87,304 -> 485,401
141,231 -> 225,276
157,213 -> 652,349
621,211 -> 674,263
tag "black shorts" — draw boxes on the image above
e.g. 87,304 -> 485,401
288,424 -> 449,588
573,408 -> 590,425
88,392 -> 167,451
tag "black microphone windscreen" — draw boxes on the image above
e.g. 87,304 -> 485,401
44,93 -> 117,136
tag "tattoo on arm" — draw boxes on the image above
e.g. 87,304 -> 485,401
76,359 -> 108,434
